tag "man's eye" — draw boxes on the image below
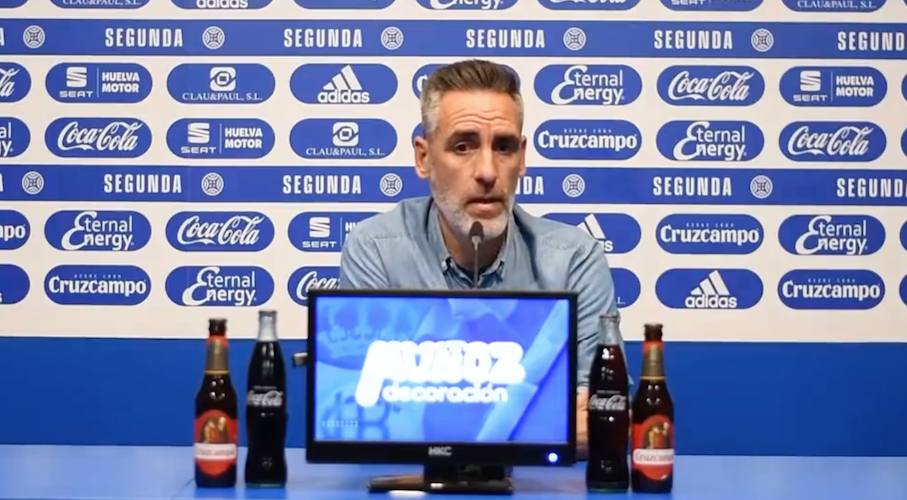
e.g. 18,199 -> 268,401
454,142 -> 471,153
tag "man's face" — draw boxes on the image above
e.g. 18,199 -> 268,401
414,90 -> 527,241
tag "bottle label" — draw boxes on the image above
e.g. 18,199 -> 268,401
194,409 -> 237,476
247,389 -> 284,408
589,393 -> 627,412
632,415 -> 674,481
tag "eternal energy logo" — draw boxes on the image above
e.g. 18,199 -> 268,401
0,62 -> 30,103
45,117 -> 151,158
780,121 -> 885,162
542,213 -> 641,253
0,210 -> 29,250
534,119 -> 640,160
0,264 -> 29,305
167,64 -> 275,104
166,211 -> 274,252
166,266 -> 274,307
355,340 -> 526,407
780,66 -> 886,107
167,118 -> 274,159
657,65 -> 764,106
657,214 -> 763,255
288,212 -> 377,252
291,64 -> 397,104
46,63 -> 152,103
535,64 -> 641,106
0,117 -> 30,158
290,119 -> 396,159
45,210 -> 151,251
288,266 -> 340,306
778,270 -> 885,310
778,215 -> 884,256
417,0 -> 517,10
657,121 -> 763,162
656,269 -> 763,309
44,265 -> 151,305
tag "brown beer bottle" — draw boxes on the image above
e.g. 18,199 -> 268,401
631,323 -> 674,493
194,318 -> 238,488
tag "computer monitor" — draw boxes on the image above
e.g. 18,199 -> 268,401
305,288 -> 578,493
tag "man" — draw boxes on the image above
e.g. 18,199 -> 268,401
339,59 -> 624,456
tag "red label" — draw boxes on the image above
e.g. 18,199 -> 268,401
631,414 -> 674,481
194,409 -> 237,476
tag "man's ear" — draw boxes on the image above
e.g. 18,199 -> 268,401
518,135 -> 528,176
413,135 -> 431,180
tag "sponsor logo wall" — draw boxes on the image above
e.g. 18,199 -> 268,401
0,2 -> 904,342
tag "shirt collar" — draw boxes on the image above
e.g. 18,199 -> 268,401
427,198 -> 514,279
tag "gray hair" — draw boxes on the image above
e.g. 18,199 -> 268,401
419,59 -> 523,139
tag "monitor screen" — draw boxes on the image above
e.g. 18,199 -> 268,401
306,289 -> 577,465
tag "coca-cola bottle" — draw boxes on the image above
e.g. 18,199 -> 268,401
245,310 -> 288,487
586,312 -> 630,491
195,319 -> 238,488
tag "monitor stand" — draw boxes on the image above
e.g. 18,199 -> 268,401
368,463 -> 514,494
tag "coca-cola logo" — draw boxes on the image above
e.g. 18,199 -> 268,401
589,393 -> 627,412
0,63 -> 31,103
166,211 -> 274,252
780,121 -> 886,162
45,117 -> 152,158
288,266 -> 340,306
247,389 -> 284,407
658,65 -> 764,106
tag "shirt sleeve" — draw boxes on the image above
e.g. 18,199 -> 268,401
569,241 -> 629,390
339,229 -> 390,289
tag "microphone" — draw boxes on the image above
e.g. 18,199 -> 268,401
468,221 -> 484,289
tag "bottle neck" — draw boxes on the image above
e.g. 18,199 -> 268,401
257,316 -> 278,342
640,340 -> 665,381
205,335 -> 229,375
599,314 -> 622,346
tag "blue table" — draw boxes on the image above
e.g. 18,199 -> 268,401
0,445 -> 905,499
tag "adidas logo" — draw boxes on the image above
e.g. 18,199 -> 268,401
577,214 -> 614,252
317,65 -> 370,104
685,270 -> 738,309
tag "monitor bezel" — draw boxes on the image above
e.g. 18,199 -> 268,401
305,288 -> 578,466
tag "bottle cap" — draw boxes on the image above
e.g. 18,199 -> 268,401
208,318 -> 227,335
644,323 -> 664,341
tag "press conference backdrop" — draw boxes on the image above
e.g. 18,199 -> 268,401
0,1 -> 906,455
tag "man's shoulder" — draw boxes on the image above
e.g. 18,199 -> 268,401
514,205 -> 600,254
349,196 -> 430,243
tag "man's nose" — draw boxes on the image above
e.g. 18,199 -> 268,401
473,146 -> 498,186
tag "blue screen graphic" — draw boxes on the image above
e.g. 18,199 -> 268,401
312,294 -> 571,444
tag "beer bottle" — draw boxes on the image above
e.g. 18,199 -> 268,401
245,310 -> 288,487
631,323 -> 674,493
586,312 -> 630,491
194,319 -> 238,488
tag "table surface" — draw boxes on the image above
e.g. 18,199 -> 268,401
1,445 -> 905,500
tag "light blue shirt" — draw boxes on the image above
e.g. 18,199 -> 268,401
339,196 -> 623,388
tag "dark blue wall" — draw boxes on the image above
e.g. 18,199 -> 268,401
1,338 -> 903,456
